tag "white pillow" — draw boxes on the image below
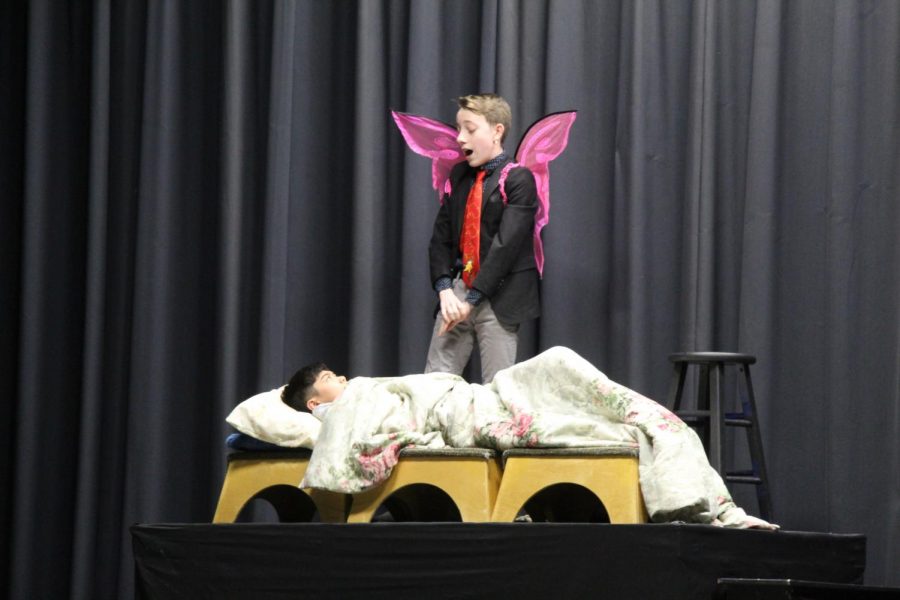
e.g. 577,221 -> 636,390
226,386 -> 321,448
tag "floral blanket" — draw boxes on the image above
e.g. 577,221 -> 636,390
302,346 -> 764,527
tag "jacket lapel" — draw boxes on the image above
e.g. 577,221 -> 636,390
486,155 -> 513,207
482,167 -> 502,209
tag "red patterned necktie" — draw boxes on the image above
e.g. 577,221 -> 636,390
460,169 -> 487,287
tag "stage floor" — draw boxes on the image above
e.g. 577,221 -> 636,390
132,523 -> 865,599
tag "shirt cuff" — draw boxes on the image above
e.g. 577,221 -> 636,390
434,276 -> 453,293
465,289 -> 485,306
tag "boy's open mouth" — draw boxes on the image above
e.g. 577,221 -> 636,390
464,149 -> 473,156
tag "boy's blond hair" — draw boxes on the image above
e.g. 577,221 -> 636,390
456,93 -> 512,144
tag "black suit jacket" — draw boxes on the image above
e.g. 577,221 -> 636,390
428,157 -> 540,325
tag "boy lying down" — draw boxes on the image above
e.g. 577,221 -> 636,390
282,346 -> 777,529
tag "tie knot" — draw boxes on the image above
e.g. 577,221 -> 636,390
475,169 -> 486,182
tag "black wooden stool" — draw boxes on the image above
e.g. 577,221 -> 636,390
666,352 -> 773,521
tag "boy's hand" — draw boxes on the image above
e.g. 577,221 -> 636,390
438,288 -> 467,323
438,302 -> 472,336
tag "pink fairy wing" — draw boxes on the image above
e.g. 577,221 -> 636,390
514,111 -> 577,276
391,111 -> 464,202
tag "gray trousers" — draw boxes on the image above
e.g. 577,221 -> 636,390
424,278 -> 519,384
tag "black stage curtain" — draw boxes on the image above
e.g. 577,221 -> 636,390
2,1 -> 898,597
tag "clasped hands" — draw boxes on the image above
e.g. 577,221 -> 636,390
438,288 -> 473,335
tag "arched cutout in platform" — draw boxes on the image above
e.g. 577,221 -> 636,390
490,448 -> 646,523
344,448 -> 500,523
520,483 -> 611,523
372,484 -> 463,522
234,484 -> 319,523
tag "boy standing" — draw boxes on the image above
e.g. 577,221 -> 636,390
425,94 -> 539,384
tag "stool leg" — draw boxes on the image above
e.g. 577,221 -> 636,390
696,364 -> 711,458
667,363 -> 688,411
741,365 -> 773,521
708,363 -> 725,475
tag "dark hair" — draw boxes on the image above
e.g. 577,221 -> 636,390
282,362 -> 328,413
